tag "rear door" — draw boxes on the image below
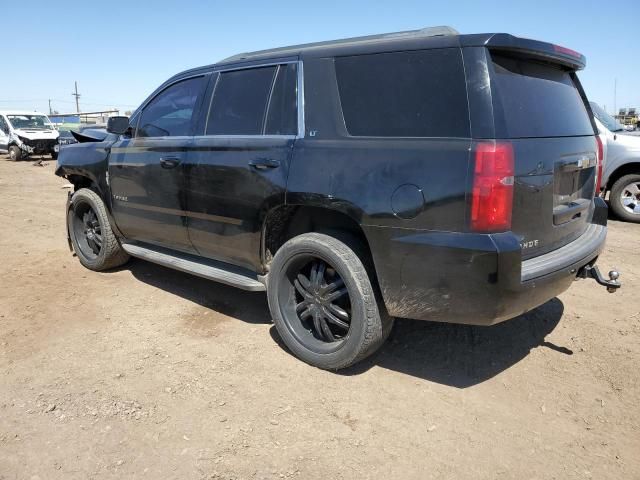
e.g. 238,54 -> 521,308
108,75 -> 207,253
185,62 -> 299,271
487,51 -> 597,258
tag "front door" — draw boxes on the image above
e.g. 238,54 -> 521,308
186,62 -> 300,271
0,116 -> 9,151
108,75 -> 208,253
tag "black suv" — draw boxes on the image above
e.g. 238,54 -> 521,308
55,27 -> 619,369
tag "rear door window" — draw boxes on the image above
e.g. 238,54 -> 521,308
335,48 -> 470,138
206,66 -> 276,135
489,53 -> 594,138
265,63 -> 298,135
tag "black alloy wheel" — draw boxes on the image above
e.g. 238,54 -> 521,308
70,201 -> 103,261
290,257 -> 352,346
66,188 -> 129,271
268,232 -> 392,369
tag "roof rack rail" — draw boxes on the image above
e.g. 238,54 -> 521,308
219,26 -> 460,63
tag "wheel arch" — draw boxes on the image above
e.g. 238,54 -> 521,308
261,203 -> 374,275
67,174 -> 99,193
605,162 -> 640,192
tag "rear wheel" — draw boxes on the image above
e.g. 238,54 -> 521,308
51,151 -> 58,160
8,145 -> 22,161
68,188 -> 129,270
267,232 -> 392,370
610,174 -> 640,223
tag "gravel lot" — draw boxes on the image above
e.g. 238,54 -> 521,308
1,158 -> 639,479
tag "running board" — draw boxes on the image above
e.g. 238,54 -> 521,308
121,243 -> 266,292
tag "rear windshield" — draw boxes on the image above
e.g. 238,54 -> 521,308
335,48 -> 470,138
489,52 -> 594,138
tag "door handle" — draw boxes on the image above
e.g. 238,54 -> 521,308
249,158 -> 280,170
160,156 -> 181,169
559,155 -> 595,172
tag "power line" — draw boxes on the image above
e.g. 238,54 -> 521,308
72,81 -> 81,113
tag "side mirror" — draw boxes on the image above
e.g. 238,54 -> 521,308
107,116 -> 130,135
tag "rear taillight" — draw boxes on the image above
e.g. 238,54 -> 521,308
471,141 -> 515,233
595,135 -> 604,194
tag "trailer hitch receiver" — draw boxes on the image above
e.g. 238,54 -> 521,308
577,265 -> 621,293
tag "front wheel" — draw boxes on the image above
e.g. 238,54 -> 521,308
267,232 -> 393,370
610,174 -> 640,223
68,188 -> 129,270
8,145 -> 22,161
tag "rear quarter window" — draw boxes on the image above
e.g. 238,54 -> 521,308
335,48 -> 470,138
489,52 -> 594,138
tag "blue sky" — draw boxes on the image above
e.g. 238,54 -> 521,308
2,0 -> 638,116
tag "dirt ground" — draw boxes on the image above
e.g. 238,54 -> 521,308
0,157 -> 639,480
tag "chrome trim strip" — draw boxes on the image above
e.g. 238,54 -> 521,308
193,134 -> 296,140
213,59 -> 298,73
297,60 -> 305,138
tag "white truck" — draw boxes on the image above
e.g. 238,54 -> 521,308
0,111 -> 60,160
591,102 -> 640,223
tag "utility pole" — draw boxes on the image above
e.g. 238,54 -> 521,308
48,99 -> 52,115
72,81 -> 81,113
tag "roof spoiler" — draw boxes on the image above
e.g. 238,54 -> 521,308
481,33 -> 586,70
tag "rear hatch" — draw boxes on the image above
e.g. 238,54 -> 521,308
488,50 -> 598,259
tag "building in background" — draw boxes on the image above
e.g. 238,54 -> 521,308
49,110 -> 119,130
615,108 -> 640,130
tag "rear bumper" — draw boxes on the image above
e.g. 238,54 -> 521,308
366,199 -> 608,326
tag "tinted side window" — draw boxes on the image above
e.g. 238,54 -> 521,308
335,49 -> 470,137
128,110 -> 141,137
0,116 -> 8,134
490,53 -> 594,138
265,63 -> 298,135
206,66 -> 276,135
137,76 -> 205,138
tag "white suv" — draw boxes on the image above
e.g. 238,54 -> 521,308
0,111 -> 60,161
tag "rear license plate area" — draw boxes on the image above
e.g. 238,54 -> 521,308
553,167 -> 594,225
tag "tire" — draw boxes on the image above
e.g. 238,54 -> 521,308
51,151 -> 58,160
67,188 -> 129,271
267,232 -> 393,370
8,145 -> 22,161
609,173 -> 640,223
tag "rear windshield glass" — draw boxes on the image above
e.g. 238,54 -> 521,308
490,52 -> 593,138
335,48 -> 470,138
